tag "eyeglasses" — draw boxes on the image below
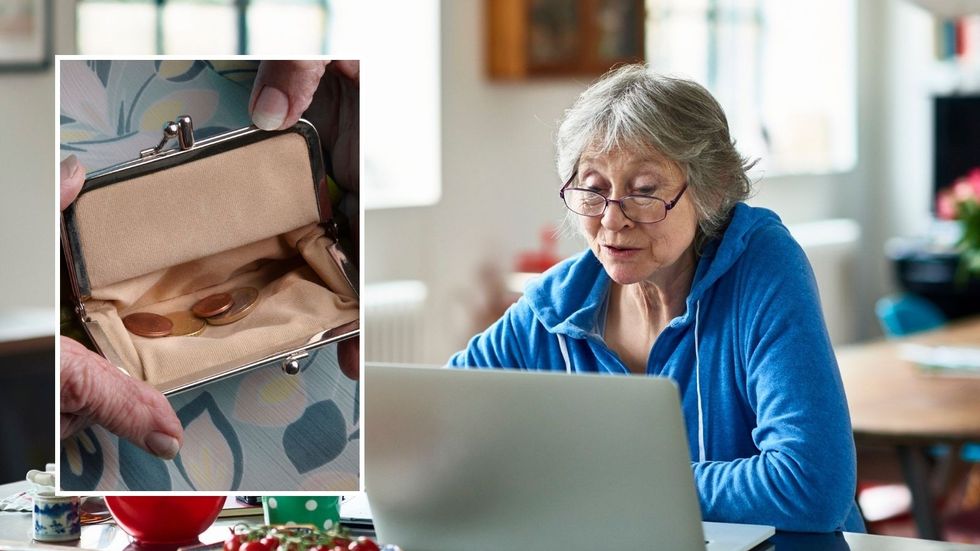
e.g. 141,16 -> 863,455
559,170 -> 688,224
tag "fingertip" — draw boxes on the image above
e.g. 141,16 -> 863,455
251,85 -> 289,130
330,60 -> 360,83
145,431 -> 181,460
60,155 -> 85,211
338,336 -> 359,381
61,154 -> 80,180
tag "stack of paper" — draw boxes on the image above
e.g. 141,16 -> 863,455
900,344 -> 980,377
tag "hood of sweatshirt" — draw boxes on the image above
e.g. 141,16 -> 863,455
525,203 -> 784,338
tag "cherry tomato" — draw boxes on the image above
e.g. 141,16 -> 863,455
330,537 -> 352,547
348,537 -> 380,551
260,536 -> 280,550
224,535 -> 243,551
240,541 -> 267,551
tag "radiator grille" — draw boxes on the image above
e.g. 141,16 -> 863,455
364,280 -> 428,363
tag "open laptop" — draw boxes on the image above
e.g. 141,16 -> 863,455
362,364 -> 774,551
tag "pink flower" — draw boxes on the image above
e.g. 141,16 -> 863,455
937,167 -> 980,220
937,188 -> 957,220
969,167 -> 980,198
954,179 -> 976,203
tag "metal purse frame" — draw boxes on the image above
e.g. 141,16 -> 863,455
60,116 -> 359,395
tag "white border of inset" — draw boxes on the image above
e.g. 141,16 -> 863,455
55,54 -> 365,497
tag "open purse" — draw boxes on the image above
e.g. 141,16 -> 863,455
61,116 -> 359,395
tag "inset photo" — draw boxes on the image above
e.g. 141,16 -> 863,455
57,58 -> 360,492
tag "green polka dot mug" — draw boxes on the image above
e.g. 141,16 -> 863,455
262,496 -> 340,531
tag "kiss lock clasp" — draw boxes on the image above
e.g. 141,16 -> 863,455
281,351 -> 309,375
139,115 -> 195,158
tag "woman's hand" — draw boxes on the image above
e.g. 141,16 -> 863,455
60,155 -> 184,459
249,61 -> 358,131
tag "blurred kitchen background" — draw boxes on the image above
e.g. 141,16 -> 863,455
365,0 -> 979,361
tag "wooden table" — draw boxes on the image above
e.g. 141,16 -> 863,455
838,317 -> 980,541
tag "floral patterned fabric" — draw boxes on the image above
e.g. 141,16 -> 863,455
59,60 -> 359,491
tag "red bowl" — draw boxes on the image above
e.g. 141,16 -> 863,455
105,495 -> 225,546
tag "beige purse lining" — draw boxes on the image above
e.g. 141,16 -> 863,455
74,133 -> 319,290
85,222 -> 358,387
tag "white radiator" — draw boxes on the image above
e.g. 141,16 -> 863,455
364,280 -> 428,363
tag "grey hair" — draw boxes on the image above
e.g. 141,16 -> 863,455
555,64 -> 756,245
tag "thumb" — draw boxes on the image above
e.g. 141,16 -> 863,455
60,155 -> 85,211
60,337 -> 184,459
250,61 -> 329,131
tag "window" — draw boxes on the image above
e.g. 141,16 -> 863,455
76,0 -> 330,55
76,0 -> 441,210
646,0 -> 856,176
360,0 -> 441,209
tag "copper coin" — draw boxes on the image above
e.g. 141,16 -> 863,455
206,287 -> 260,326
165,311 -> 206,337
122,312 -> 173,338
191,292 -> 234,318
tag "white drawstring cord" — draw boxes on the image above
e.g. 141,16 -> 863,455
695,300 -> 705,462
558,333 -> 572,374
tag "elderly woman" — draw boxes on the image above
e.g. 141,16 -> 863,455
449,65 -> 864,533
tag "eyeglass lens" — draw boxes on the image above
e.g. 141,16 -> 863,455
563,189 -> 666,223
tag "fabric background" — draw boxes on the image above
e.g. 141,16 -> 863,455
59,60 -> 359,491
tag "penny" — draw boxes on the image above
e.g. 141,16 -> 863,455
165,310 -> 206,337
122,312 -> 173,338
206,287 -> 260,326
191,292 -> 234,318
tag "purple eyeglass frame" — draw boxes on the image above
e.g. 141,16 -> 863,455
558,169 -> 688,224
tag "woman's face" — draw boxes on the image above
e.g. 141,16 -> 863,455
575,144 -> 699,286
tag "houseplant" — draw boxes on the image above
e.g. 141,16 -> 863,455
937,167 -> 980,281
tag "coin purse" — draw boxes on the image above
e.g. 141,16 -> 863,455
62,116 -> 359,395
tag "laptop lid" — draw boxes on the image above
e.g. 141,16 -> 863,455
364,364 -> 707,551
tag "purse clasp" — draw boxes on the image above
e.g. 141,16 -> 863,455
139,115 -> 195,158
281,351 -> 310,375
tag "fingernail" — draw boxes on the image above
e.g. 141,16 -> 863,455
61,154 -> 80,181
251,86 -> 288,130
145,432 -> 180,460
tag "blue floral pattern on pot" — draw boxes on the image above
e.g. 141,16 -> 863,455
33,496 -> 80,542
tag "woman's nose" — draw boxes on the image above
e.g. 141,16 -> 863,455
600,199 -> 632,231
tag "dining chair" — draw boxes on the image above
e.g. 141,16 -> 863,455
875,293 -> 947,338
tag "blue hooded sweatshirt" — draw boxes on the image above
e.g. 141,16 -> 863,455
449,203 -> 865,533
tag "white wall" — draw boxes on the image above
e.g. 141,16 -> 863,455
883,2 -> 956,239
365,0 -> 911,362
0,1 -> 75,310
